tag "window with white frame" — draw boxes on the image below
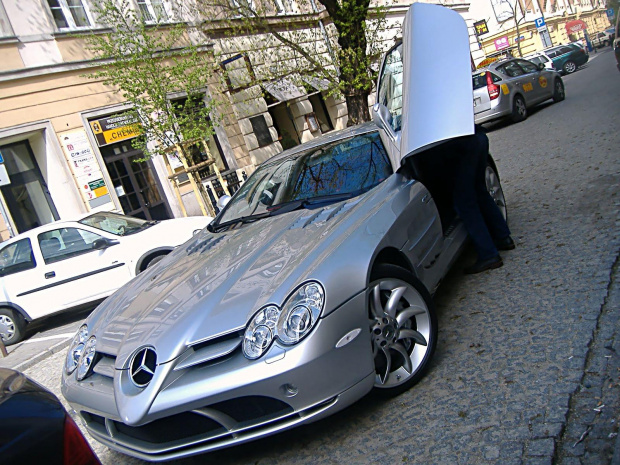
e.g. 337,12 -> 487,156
47,0 -> 92,30
137,0 -> 169,23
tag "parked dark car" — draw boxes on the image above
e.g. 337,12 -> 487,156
543,44 -> 589,74
0,367 -> 100,465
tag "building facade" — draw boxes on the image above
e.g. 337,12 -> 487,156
0,0 -> 485,241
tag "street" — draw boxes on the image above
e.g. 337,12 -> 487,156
16,49 -> 620,464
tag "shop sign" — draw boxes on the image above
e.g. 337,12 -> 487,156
494,36 -> 510,50
514,35 -> 525,42
80,177 -> 109,200
90,113 -> 142,147
59,130 -> 98,178
565,19 -> 587,34
474,20 -> 489,36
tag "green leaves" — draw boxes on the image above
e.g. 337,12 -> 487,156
83,0 -> 218,159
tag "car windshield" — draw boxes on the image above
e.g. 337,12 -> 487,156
79,212 -> 153,236
217,131 -> 392,226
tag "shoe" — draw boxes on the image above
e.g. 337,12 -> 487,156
464,255 -> 503,274
495,236 -> 515,251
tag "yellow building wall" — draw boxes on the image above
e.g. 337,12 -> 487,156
0,43 -> 24,71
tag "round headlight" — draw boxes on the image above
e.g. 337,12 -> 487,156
65,325 -> 88,375
76,336 -> 97,381
277,282 -> 324,345
243,305 -> 280,359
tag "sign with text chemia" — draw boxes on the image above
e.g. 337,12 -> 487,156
90,113 -> 142,147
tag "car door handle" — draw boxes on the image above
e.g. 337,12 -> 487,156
422,194 -> 431,204
45,271 -> 56,279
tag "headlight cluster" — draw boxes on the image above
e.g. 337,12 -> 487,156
243,281 -> 325,360
65,324 -> 97,381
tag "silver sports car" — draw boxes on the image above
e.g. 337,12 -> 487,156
61,4 -> 507,461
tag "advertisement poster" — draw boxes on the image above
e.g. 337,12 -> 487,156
59,129 -> 98,178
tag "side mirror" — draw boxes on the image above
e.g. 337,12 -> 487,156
537,63 -> 545,71
216,195 -> 231,212
372,103 -> 397,142
92,238 -> 118,250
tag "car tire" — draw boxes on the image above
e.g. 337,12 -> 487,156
510,95 -> 527,123
143,253 -> 167,271
485,162 -> 508,223
603,40 -> 610,47
368,264 -> 437,397
0,308 -> 26,346
552,78 -> 565,102
563,61 -> 577,74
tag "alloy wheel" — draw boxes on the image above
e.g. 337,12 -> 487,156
516,98 -> 527,118
485,165 -> 507,220
564,61 -> 576,74
369,277 -> 432,389
0,314 -> 15,341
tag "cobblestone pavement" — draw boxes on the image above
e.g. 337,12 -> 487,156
23,50 -> 620,464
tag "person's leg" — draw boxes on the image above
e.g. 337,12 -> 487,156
473,131 -> 511,242
451,136 -> 500,263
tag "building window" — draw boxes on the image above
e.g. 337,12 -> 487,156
137,0 -> 169,23
47,0 -> 92,30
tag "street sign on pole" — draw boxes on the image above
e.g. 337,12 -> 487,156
535,17 -> 546,29
607,8 -> 614,19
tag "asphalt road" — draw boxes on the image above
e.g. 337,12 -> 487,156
17,49 -> 620,464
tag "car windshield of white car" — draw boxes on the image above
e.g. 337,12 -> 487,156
79,212 -> 152,236
214,132 -> 392,229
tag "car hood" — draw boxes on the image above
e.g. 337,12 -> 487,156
86,196 -> 372,368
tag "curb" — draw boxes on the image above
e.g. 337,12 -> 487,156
12,337 -> 72,372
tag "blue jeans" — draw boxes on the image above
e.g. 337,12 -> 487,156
450,131 -> 510,261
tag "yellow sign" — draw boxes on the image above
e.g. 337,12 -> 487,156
523,82 -> 533,92
501,84 -> 510,95
539,76 -> 548,88
89,113 -> 142,147
99,125 -> 142,145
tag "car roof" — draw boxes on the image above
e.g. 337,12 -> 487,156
0,211 -> 122,247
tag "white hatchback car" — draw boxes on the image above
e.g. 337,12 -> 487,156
0,212 -> 211,345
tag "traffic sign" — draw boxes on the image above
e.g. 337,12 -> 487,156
535,17 -> 546,29
607,8 -> 614,18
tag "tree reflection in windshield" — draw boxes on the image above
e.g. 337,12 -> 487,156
219,132 -> 392,224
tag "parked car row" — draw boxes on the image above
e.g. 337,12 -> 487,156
524,43 -> 589,75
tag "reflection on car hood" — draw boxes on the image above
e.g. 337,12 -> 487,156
87,196 -> 369,368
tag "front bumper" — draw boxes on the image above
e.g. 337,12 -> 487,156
62,291 -> 375,461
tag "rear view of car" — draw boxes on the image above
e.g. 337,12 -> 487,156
473,58 -> 564,125
0,368 -> 100,465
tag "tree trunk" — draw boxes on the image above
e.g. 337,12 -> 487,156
344,90 -> 371,126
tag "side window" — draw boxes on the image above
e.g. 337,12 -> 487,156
559,46 -> 572,55
499,61 -> 525,78
38,228 -> 104,264
517,60 -> 538,73
0,239 -> 36,276
377,43 -> 404,132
